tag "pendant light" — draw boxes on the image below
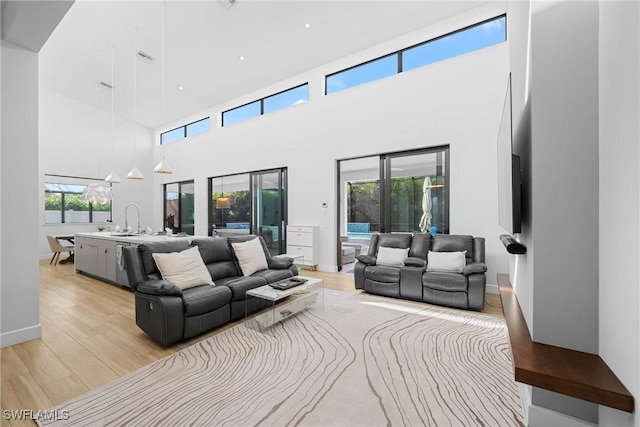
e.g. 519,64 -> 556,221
127,26 -> 144,180
105,46 -> 122,183
83,86 -> 112,204
83,183 -> 112,205
154,1 -> 173,175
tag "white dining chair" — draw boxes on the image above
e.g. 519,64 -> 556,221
47,235 -> 74,266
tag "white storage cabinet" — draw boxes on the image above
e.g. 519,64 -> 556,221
286,225 -> 319,270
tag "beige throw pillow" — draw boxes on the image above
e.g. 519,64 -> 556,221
427,250 -> 467,273
376,246 -> 409,267
231,238 -> 268,276
152,246 -> 214,290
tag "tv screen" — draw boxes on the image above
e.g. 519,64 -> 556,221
496,74 -> 522,234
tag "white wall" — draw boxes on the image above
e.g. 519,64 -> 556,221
38,87 -> 154,257
598,1 -> 640,426
151,4 -> 511,279
529,1 -> 600,422
1,41 -> 42,346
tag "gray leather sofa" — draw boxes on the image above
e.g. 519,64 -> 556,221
354,233 -> 487,310
123,235 -> 297,345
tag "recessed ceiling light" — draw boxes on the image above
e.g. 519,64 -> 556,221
239,55 -> 245,61
304,23 -> 311,29
178,86 -> 184,91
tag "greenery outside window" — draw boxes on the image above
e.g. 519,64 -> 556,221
44,182 -> 112,224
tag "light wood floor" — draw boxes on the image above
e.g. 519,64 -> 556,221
1,260 -> 502,426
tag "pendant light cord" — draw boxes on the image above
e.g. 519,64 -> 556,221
161,2 -> 166,157
110,47 -> 115,168
133,25 -> 138,161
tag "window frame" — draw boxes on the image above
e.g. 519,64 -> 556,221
221,83 -> 309,127
44,181 -> 113,224
325,14 -> 506,95
160,117 -> 210,145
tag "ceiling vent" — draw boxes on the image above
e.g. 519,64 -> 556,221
137,50 -> 154,62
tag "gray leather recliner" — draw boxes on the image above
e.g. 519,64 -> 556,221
354,233 -> 487,311
123,235 -> 298,345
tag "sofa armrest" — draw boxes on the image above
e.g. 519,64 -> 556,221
268,257 -> 294,269
137,279 -> 183,297
404,257 -> 427,268
463,262 -> 488,276
123,246 -> 147,291
467,274 -> 487,311
356,254 -> 377,266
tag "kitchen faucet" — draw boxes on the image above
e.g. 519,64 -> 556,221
125,203 -> 142,234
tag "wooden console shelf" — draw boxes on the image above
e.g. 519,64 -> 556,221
497,273 -> 634,413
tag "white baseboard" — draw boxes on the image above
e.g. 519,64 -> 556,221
1,324 -> 42,348
316,265 -> 338,273
528,404 -> 597,427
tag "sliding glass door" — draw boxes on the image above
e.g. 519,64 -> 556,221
252,169 -> 286,255
337,147 -> 449,268
209,168 -> 287,256
164,180 -> 195,235
385,150 -> 448,234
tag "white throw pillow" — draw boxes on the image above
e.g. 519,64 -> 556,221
376,246 -> 409,267
231,238 -> 269,276
427,251 -> 467,273
152,246 -> 214,290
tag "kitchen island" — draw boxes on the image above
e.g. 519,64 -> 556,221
74,232 -> 192,288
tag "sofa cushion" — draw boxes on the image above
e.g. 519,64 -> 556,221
227,235 -> 272,260
422,271 -> 468,292
138,241 -> 191,277
377,233 -> 412,251
432,235 -> 474,262
230,238 -> 269,276
409,233 -> 432,259
365,265 -> 401,283
427,251 -> 466,273
152,246 -> 215,290
205,260 -> 242,282
182,284 -> 232,317
192,237 -> 235,264
218,276 -> 267,301
376,246 -> 409,267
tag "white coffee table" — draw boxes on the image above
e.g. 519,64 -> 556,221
245,276 -> 323,333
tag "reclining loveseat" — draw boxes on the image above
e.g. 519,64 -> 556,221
123,235 -> 297,345
354,233 -> 487,310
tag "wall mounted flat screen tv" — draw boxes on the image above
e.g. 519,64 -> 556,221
497,74 -> 522,234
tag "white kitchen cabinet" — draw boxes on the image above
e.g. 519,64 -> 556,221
286,225 -> 319,269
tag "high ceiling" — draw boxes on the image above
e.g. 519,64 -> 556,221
40,0 -> 489,130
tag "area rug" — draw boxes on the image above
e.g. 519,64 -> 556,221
38,290 -> 524,426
